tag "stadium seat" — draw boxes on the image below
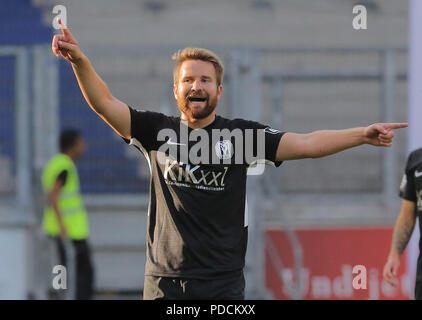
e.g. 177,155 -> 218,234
0,0 -> 147,194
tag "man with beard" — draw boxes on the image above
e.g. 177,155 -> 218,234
383,148 -> 422,299
52,20 -> 407,299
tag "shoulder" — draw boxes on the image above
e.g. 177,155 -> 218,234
408,147 -> 422,159
406,148 -> 422,171
129,106 -> 172,121
215,115 -> 268,130
128,106 -> 180,131
43,154 -> 73,176
46,154 -> 70,166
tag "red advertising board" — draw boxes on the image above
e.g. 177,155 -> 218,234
265,227 -> 411,300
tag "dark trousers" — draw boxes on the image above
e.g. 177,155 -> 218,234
54,237 -> 94,300
143,272 -> 245,300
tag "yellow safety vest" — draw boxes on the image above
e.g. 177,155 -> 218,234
42,153 -> 89,239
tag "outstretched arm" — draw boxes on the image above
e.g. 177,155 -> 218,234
275,123 -> 408,161
52,19 -> 131,139
383,199 -> 416,287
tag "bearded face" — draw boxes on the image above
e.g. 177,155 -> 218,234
174,60 -> 222,122
177,88 -> 219,120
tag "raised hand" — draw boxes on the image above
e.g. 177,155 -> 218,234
51,18 -> 83,63
363,123 -> 408,147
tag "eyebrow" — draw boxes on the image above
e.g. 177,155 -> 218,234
181,75 -> 213,80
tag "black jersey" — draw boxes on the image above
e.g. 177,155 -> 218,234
399,148 -> 422,214
124,106 -> 285,279
399,148 -> 422,281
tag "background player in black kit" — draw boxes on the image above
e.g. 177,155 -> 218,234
383,148 -> 422,300
52,19 -> 407,299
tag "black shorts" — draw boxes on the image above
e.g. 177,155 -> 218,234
143,272 -> 245,300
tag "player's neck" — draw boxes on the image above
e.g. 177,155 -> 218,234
181,112 -> 216,129
63,150 -> 77,161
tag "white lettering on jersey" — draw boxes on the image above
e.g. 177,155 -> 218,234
164,159 -> 228,189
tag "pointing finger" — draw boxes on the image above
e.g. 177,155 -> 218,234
58,18 -> 72,38
386,123 -> 409,130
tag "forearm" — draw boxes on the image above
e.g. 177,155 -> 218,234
50,200 -> 65,228
390,214 -> 416,257
306,127 -> 366,158
72,55 -> 114,115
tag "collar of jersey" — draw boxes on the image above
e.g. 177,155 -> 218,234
179,115 -> 219,131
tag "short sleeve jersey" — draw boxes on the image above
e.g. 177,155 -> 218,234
399,148 -> 422,281
125,106 -> 285,279
399,148 -> 422,214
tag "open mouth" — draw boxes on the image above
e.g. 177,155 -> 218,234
187,97 -> 207,102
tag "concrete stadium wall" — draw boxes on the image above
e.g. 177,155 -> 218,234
39,0 -> 408,48
36,0 -> 410,194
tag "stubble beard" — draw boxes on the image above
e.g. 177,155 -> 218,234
178,90 -> 218,121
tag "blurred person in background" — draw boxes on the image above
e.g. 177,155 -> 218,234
52,20 -> 407,300
383,147 -> 422,300
42,129 -> 94,300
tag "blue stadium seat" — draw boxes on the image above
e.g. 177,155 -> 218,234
0,55 -> 15,164
0,1 -> 147,194
58,62 -> 147,193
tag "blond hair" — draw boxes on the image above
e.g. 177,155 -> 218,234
172,47 -> 224,86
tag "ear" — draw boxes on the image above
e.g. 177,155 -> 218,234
217,85 -> 223,100
173,84 -> 178,100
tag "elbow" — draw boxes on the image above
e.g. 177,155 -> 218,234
47,194 -> 58,208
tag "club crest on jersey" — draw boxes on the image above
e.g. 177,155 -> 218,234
215,140 -> 233,160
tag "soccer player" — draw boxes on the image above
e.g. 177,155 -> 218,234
383,148 -> 422,300
52,19 -> 407,299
